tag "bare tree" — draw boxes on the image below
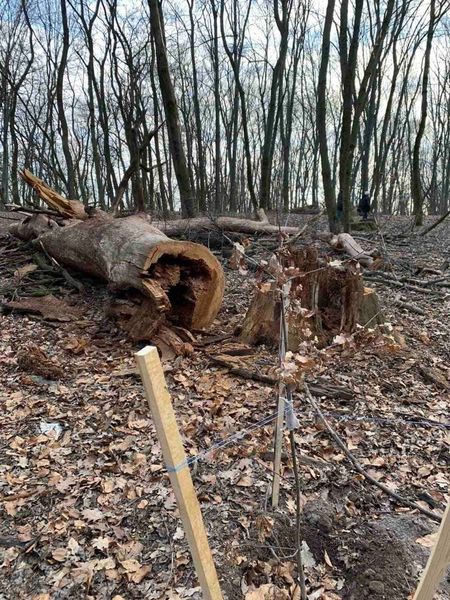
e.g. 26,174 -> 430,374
148,0 -> 195,217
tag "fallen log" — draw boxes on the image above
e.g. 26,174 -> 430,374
316,231 -> 375,267
419,210 -> 450,236
151,216 -> 300,236
9,213 -> 224,341
19,169 -> 306,239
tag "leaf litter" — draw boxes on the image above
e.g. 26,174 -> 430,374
0,215 -> 449,599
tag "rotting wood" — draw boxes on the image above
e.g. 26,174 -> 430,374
10,172 -> 226,348
17,344 -> 64,380
20,169 -> 90,220
240,246 -> 384,349
10,213 -> 224,345
5,294 -> 83,322
17,170 -> 303,237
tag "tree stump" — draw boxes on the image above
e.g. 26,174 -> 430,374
240,246 -> 383,350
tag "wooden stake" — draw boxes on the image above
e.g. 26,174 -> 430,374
271,382 -> 285,508
135,346 -> 223,600
413,501 -> 450,600
272,287 -> 288,508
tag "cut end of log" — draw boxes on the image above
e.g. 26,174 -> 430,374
142,240 -> 224,330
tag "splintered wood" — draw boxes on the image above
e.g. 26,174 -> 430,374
240,246 -> 384,349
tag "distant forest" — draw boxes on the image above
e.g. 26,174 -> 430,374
1,0 -> 450,230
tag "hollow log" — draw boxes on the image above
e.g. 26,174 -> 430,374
240,246 -> 383,349
9,213 -> 224,339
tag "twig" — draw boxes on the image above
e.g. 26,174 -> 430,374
288,210 -> 325,246
303,383 -> 442,523
394,294 -> 426,315
207,355 -> 354,400
364,273 -> 445,296
38,241 -> 84,292
207,354 -> 277,384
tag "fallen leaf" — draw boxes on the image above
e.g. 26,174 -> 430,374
14,263 -> 38,280
92,536 -> 111,551
173,527 -> 185,541
415,532 -> 438,547
51,547 -> 68,562
81,508 -> 104,522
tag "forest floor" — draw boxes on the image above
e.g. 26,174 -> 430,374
0,212 -> 449,600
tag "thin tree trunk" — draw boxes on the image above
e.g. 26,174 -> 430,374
56,0 -> 77,199
412,0 -> 436,227
148,0 -> 196,217
316,0 -> 337,232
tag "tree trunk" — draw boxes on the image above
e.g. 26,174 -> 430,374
57,0 -> 77,199
316,0 -> 337,232
412,0 -> 436,227
148,0 -> 196,217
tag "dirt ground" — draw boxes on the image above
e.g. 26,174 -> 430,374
0,212 -> 449,599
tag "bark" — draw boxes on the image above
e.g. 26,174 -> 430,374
56,0 -> 77,199
220,0 -> 258,211
316,0 -> 337,232
19,169 -> 304,237
110,125 -> 161,216
187,0 -> 207,212
151,216 -> 302,236
412,0 -> 436,227
20,169 -> 88,220
339,0 -> 396,231
258,0 -> 291,210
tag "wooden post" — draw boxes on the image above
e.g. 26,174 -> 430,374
272,287 -> 288,508
413,501 -> 450,600
135,346 -> 223,600
271,383 -> 286,508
